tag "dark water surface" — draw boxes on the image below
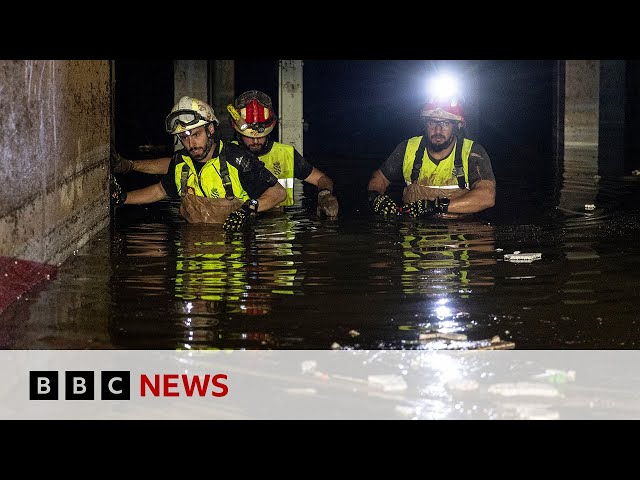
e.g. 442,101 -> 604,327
2,160 -> 640,351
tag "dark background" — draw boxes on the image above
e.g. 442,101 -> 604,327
113,60 -> 640,205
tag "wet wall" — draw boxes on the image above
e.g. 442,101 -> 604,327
0,60 -> 111,266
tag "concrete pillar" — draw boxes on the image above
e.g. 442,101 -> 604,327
559,60 -> 600,213
173,60 -> 208,151
210,60 -> 235,141
278,60 -> 304,154
564,60 -> 600,149
173,60 -> 208,104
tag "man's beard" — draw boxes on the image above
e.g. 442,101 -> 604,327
246,143 -> 265,155
427,133 -> 456,153
190,136 -> 215,161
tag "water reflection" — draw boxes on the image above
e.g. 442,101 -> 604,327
1,159 -> 640,351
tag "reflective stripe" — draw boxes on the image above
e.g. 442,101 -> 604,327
426,185 -> 463,190
278,178 -> 294,189
406,183 -> 462,190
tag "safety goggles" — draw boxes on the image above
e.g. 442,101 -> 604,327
165,109 -> 208,132
426,119 -> 455,129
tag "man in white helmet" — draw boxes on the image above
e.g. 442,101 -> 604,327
112,90 -> 339,218
110,96 -> 286,232
367,95 -> 496,217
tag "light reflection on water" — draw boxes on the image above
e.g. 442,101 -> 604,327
1,172 -> 640,352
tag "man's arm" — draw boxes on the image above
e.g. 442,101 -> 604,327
305,167 -> 339,217
303,167 -> 334,192
446,142 -> 495,214
111,151 -> 171,175
367,169 -> 391,195
132,157 -> 172,175
447,179 -> 496,214
255,183 -> 286,212
124,182 -> 169,204
367,140 -> 406,195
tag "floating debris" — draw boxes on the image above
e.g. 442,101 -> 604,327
531,369 -> 576,384
417,332 -> 515,350
419,332 -> 467,341
504,252 -> 542,263
488,382 -> 561,398
368,374 -> 408,392
446,379 -> 480,391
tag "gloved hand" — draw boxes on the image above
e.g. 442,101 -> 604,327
402,198 -> 446,218
368,192 -> 398,216
317,189 -> 339,217
110,150 -> 134,174
223,199 -> 258,232
110,175 -> 127,207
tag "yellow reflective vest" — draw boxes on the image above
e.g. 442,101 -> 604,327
232,140 -> 295,206
172,140 -> 250,202
401,136 -> 473,190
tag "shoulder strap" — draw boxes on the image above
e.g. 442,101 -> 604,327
179,163 -> 190,197
218,143 -> 236,200
453,136 -> 467,189
410,135 -> 428,182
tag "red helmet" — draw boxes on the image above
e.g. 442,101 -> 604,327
420,96 -> 465,123
232,90 -> 277,138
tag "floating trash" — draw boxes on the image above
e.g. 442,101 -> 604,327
504,252 -> 542,263
488,382 -> 561,398
368,374 -> 408,392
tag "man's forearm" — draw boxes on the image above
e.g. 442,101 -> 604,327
132,157 -> 172,175
256,183 -> 287,212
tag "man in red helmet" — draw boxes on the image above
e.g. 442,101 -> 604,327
366,95 -> 496,217
113,90 -> 339,218
228,90 -> 339,217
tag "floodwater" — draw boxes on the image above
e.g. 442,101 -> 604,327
1,156 -> 640,352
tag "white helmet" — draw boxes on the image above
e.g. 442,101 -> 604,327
165,96 -> 219,135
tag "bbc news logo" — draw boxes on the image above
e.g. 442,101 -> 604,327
29,371 -> 229,400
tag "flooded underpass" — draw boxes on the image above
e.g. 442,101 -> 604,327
2,161 -> 640,419
2,162 -> 639,352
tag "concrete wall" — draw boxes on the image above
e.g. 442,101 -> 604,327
0,60 -> 111,266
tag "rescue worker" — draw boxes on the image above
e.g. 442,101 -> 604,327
112,90 -> 339,217
110,96 -> 286,232
366,95 -> 496,217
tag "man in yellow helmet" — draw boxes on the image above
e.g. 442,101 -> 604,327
110,96 -> 286,232
113,90 -> 339,217
367,95 -> 496,217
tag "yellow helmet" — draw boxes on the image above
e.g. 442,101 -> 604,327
232,90 -> 277,138
165,96 -> 219,135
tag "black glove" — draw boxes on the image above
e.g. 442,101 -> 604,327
368,191 -> 398,216
402,198 -> 447,218
110,150 -> 134,174
223,199 -> 259,232
110,175 -> 127,207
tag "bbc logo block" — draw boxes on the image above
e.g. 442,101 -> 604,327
29,371 -> 130,400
